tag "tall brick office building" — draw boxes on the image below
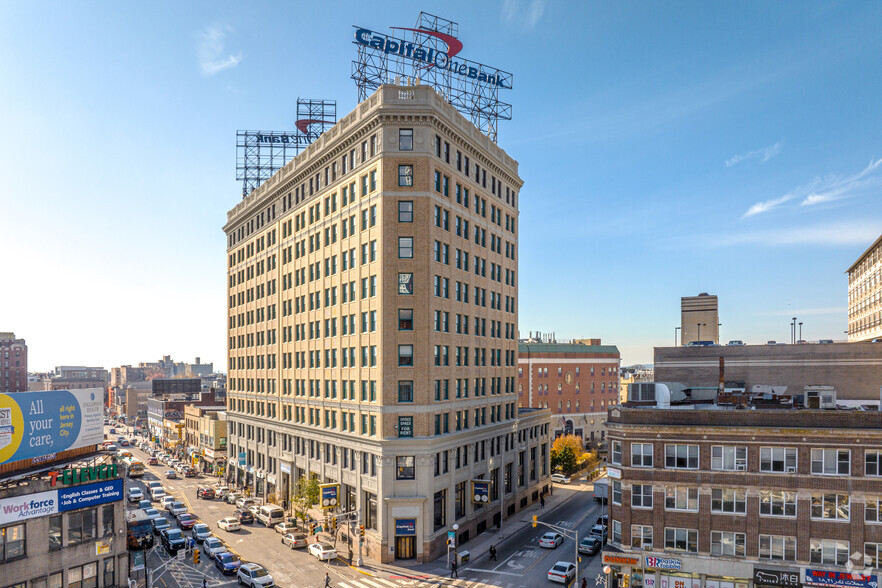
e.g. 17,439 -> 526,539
0,332 -> 27,392
604,384 -> 882,588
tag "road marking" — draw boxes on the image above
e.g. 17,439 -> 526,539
555,520 -> 575,528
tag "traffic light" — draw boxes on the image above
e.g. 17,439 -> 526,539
532,515 -> 538,528
359,524 -> 365,537
309,522 -> 316,535
331,517 -> 337,531
193,549 -> 200,564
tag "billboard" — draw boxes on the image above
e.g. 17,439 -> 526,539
320,483 -> 340,509
0,389 -> 104,466
0,478 -> 123,525
471,480 -> 490,504
806,570 -> 878,588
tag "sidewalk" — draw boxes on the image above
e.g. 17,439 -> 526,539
358,476 -> 601,579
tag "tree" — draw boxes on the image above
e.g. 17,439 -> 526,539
291,474 -> 321,529
551,434 -> 586,475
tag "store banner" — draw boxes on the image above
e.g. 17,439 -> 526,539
646,556 -> 682,570
0,478 -> 123,525
806,569 -> 877,588
754,568 -> 801,587
395,518 -> 416,536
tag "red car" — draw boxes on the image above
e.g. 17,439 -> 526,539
176,513 -> 196,530
196,487 -> 216,500
148,457 -> 159,465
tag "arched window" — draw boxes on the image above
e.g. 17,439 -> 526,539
557,401 -> 562,410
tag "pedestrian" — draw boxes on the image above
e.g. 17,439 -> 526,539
324,572 -> 331,587
582,578 -> 587,588
489,544 -> 497,561
451,560 -> 458,578
540,495 -> 545,509
348,547 -> 353,566
202,580 -> 207,588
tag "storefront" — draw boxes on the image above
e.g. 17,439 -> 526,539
805,569 -> 877,588
753,567 -> 801,588
394,519 -> 417,559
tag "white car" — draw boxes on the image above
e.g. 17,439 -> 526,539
160,496 -> 176,510
168,502 -> 188,516
217,517 -> 241,532
308,541 -> 337,561
548,561 -> 576,584
237,563 -> 274,587
203,536 -> 227,560
539,532 -> 564,549
150,487 -> 166,501
147,480 -> 163,490
274,522 -> 297,535
127,487 -> 144,502
550,474 -> 571,484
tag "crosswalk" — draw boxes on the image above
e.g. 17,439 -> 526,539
336,576 -> 531,588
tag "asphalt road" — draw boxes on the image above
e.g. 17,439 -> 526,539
114,424 -> 606,588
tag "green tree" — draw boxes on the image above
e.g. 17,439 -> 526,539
551,434 -> 586,475
291,474 -> 321,529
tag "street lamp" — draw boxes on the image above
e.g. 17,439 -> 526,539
447,523 -> 460,568
696,323 -> 706,343
674,326 -> 681,347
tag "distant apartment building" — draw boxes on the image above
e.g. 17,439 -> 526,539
0,332 -> 27,392
605,384 -> 882,588
848,234 -> 882,342
518,339 -> 620,445
681,293 -> 719,345
184,405 -> 228,475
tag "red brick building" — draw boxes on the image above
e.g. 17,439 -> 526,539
518,340 -> 620,445
0,332 -> 27,392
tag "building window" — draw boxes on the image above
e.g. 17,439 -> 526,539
0,523 -> 26,561
396,456 -> 415,480
612,480 -> 622,505
611,440 -> 622,465
102,504 -> 113,537
711,531 -> 746,557
398,165 -> 414,187
811,448 -> 850,475
711,488 -> 746,514
665,486 -> 698,511
810,538 -> 849,566
399,128 -> 413,150
866,450 -> 882,476
811,494 -> 850,520
664,527 -> 698,553
665,444 -> 698,469
866,496 -> 882,522
67,508 -> 97,545
398,309 -> 413,330
68,562 -> 98,588
455,482 -> 466,520
865,543 -> 882,568
398,237 -> 413,258
103,558 -> 115,586
711,445 -> 747,471
398,381 -> 414,403
631,443 -> 653,467
631,525 -> 653,550
760,447 -> 797,473
759,490 -> 797,517
611,520 -> 622,544
631,484 -> 653,508
433,490 -> 446,531
398,345 -> 413,366
49,515 -> 62,550
398,200 -> 414,222
760,535 -> 796,561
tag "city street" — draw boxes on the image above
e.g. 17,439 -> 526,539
118,425 -> 606,588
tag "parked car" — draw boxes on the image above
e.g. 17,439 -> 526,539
192,523 -> 212,543
578,537 -> 602,555
235,497 -> 255,510
548,561 -> 576,584
197,487 -> 216,500
146,481 -> 162,490
176,513 -> 196,530
152,518 -> 171,535
127,488 -> 144,503
160,495 -> 176,510
160,528 -> 187,554
225,492 -> 242,504
168,502 -> 188,516
138,499 -> 152,510
235,509 -> 254,524
274,522 -> 298,535
237,563 -> 275,587
308,541 -> 337,561
165,470 -> 177,479
217,517 -> 242,532
143,508 -> 162,521
203,537 -> 227,560
213,485 -> 230,499
539,532 -> 564,549
589,524 -> 608,541
281,532 -> 308,549
550,473 -> 571,484
150,488 -> 166,502
214,552 -> 242,575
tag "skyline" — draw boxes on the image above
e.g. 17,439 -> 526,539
1,1 -> 881,372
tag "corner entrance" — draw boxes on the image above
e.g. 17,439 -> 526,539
395,536 -> 415,559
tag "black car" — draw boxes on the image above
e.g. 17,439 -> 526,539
235,508 -> 254,524
160,528 -> 187,554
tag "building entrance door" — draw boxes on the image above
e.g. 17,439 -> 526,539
395,536 -> 415,559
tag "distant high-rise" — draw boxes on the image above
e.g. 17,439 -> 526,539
0,332 -> 27,392
680,293 -> 719,345
847,233 -> 882,342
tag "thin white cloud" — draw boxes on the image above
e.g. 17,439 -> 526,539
197,23 -> 243,76
799,157 -> 882,207
713,220 -> 881,247
725,141 -> 782,167
763,307 -> 847,317
501,0 -> 547,29
743,194 -> 793,218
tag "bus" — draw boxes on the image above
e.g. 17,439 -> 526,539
125,510 -> 154,550
123,457 -> 145,478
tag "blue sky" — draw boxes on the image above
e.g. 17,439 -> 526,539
1,1 -> 880,371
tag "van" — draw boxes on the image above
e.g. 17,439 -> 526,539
256,505 -> 285,528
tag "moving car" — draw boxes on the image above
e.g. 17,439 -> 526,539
237,563 -> 275,587
235,497 -> 255,510
165,470 -> 177,479
160,496 -> 176,510
150,487 -> 166,501
257,505 -> 285,528
214,552 -> 242,575
109,428 -> 117,434
550,474 -> 571,484
148,457 -> 159,465
146,481 -> 163,490
203,537 -> 227,560
727,340 -> 745,346
138,499 -> 152,510
281,532 -> 308,549
160,528 -> 187,554
578,537 -> 602,555
151,518 -> 171,535
213,485 -> 230,499
143,508 -> 162,521
274,522 -> 297,535
217,517 -> 242,532
539,532 -> 564,549
589,524 -> 608,541
197,487 -> 216,499
176,513 -> 196,530
308,541 -> 337,561
225,492 -> 242,504
234,509 -> 254,524
127,488 -> 144,502
168,502 -> 188,516
192,523 -> 212,543
548,561 -> 576,584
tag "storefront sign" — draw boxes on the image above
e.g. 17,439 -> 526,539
397,416 -> 413,438
754,568 -> 801,587
395,518 -> 416,536
0,478 -> 123,525
0,389 -> 104,466
49,464 -> 118,486
607,467 -> 621,479
96,540 -> 112,555
131,549 -> 145,572
806,570 -> 877,588
646,556 -> 682,570
472,480 -> 490,503
660,576 -> 700,588
320,483 -> 340,509
603,554 -> 640,566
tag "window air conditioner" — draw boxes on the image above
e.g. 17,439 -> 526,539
736,464 -> 746,471
785,466 -> 796,473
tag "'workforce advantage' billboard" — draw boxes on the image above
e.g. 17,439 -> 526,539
0,478 -> 123,525
0,389 -> 104,466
